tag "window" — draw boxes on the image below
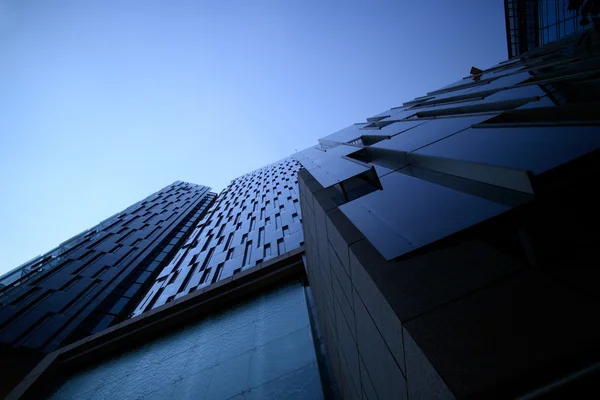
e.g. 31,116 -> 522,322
258,227 -> 265,247
277,238 -> 285,255
201,235 -> 213,252
224,232 -> 234,250
200,247 -> 214,272
242,241 -> 253,267
211,263 -> 224,284
200,268 -> 211,284
226,248 -> 234,260
275,213 -> 281,229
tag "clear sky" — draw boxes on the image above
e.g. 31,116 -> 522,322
0,0 -> 507,275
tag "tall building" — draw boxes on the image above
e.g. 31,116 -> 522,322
3,20 -> 600,400
0,182 -> 215,397
296,24 -> 600,399
132,158 -> 304,316
505,0 -> 583,58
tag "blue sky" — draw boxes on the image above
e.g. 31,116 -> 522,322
0,0 -> 506,275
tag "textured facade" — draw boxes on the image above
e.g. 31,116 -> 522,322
505,0 -> 583,57
0,182 -> 215,396
298,26 -> 600,399
132,158 -> 304,315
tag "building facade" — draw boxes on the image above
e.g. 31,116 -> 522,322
505,0 -> 583,58
132,157 -> 304,315
0,182 -> 215,396
3,20 -> 600,400
297,23 -> 600,399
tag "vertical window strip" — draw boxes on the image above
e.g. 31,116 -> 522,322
242,241 -> 253,267
211,263 -> 224,284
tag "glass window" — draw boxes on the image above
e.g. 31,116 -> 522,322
109,297 -> 129,315
565,17 -> 576,35
47,281 -> 323,400
539,0 -> 546,26
91,315 -> 114,334
541,28 -> 549,45
123,283 -> 141,298
135,270 -> 152,284
549,25 -> 557,42
547,0 -> 557,26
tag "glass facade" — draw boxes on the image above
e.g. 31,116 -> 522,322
505,0 -> 581,58
132,158 -> 304,315
48,280 -> 323,400
296,23 -> 600,400
538,0 -> 580,46
0,182 -> 215,353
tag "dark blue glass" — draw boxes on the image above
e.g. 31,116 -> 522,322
340,170 -> 509,260
415,126 -> 600,175
48,281 -> 323,400
372,114 -> 496,153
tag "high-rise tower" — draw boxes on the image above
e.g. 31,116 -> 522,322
0,182 -> 215,396
132,158 -> 304,315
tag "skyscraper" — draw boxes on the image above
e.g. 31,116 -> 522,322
132,158 -> 304,316
0,182 -> 215,396
297,23 -> 600,399
3,18 -> 600,400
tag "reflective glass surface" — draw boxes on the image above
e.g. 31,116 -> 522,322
426,84 -> 487,102
483,85 -> 546,103
48,280 -> 323,400
415,126 -> 600,175
320,123 -> 368,143
371,114 -> 497,153
484,72 -> 532,90
308,157 -> 370,188
310,144 -> 362,166
515,95 -> 557,109
538,0 -> 580,46
373,119 -> 428,136
340,170 -> 509,260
